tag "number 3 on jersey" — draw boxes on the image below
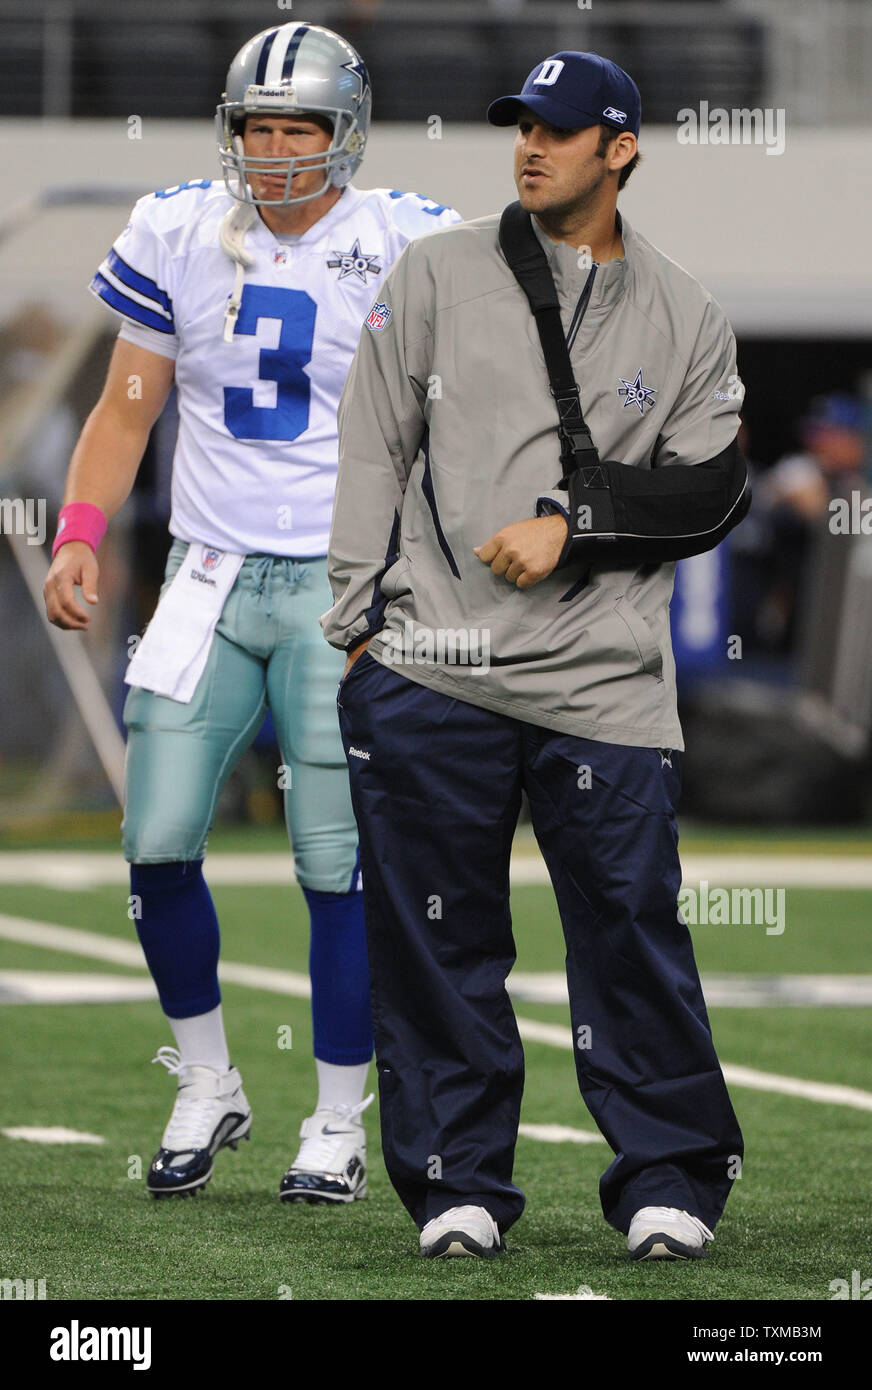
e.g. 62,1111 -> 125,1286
223,285 -> 316,441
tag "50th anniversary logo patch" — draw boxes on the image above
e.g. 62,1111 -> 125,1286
327,239 -> 382,284
618,369 -> 658,414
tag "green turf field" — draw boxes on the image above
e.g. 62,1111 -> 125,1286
0,832 -> 870,1302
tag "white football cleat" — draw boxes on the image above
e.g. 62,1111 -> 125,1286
419,1205 -> 505,1259
627,1206 -> 714,1260
279,1094 -> 373,1204
147,1046 -> 251,1198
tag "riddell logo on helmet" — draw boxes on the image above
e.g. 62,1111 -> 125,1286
244,84 -> 297,106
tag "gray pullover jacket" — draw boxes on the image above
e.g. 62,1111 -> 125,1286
322,209 -> 744,750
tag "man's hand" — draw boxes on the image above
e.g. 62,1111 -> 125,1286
44,542 -> 100,630
342,635 -> 373,678
474,514 -> 568,588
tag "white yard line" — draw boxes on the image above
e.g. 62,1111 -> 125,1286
1,1126 -> 105,1144
6,916 -> 869,1009
534,1287 -> 612,1300
2,911 -> 872,1113
516,1018 -> 872,1113
511,971 -> 872,1007
518,1123 -> 605,1145
0,850 -> 871,889
518,1018 -> 591,1050
0,852 -> 297,889
715,1064 -> 872,1112
0,913 -> 148,966
0,971 -> 156,1004
0,913 -> 312,995
512,854 -> 872,888
218,961 -> 310,997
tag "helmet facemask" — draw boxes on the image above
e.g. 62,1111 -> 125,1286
215,92 -> 366,207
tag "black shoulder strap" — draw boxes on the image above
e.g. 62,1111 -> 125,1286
498,200 -> 601,481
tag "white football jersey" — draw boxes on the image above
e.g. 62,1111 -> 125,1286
90,180 -> 461,556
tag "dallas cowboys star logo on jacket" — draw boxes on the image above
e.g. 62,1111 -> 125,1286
618,369 -> 658,414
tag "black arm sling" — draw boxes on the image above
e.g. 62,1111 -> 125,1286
498,201 -> 751,568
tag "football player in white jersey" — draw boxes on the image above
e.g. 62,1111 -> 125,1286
44,22 -> 461,1203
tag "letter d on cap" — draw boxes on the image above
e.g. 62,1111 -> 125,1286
534,60 -> 565,86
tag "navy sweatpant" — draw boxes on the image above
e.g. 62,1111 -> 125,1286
338,651 -> 743,1236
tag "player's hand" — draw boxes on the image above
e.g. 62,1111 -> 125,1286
44,542 -> 100,630
474,514 -> 568,588
342,635 -> 372,678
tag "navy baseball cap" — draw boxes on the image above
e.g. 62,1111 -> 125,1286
487,51 -> 641,137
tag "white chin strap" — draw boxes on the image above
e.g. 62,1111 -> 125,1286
219,188 -> 258,344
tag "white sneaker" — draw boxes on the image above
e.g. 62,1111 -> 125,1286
278,1094 -> 373,1204
627,1206 -> 714,1260
146,1046 -> 251,1198
419,1205 -> 505,1259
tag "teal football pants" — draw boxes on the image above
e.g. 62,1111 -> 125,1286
123,540 -> 359,892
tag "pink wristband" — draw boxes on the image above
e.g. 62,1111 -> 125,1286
52,502 -> 108,559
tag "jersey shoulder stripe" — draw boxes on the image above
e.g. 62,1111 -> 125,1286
88,180 -> 228,333
89,271 -> 176,334
105,246 -> 173,314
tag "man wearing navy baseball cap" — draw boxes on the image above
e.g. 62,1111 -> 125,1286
329,48 -> 748,1265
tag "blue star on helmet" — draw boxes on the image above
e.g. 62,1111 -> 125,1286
618,369 -> 658,414
341,57 -> 370,104
326,238 -> 383,283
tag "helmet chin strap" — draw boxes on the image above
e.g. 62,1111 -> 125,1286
219,184 -> 258,343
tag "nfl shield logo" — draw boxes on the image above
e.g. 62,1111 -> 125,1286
365,301 -> 391,332
203,548 -> 223,571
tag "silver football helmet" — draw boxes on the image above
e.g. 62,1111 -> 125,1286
215,22 -> 372,206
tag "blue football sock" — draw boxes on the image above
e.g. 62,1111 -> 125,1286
303,886 -> 373,1065
130,860 -> 221,1019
